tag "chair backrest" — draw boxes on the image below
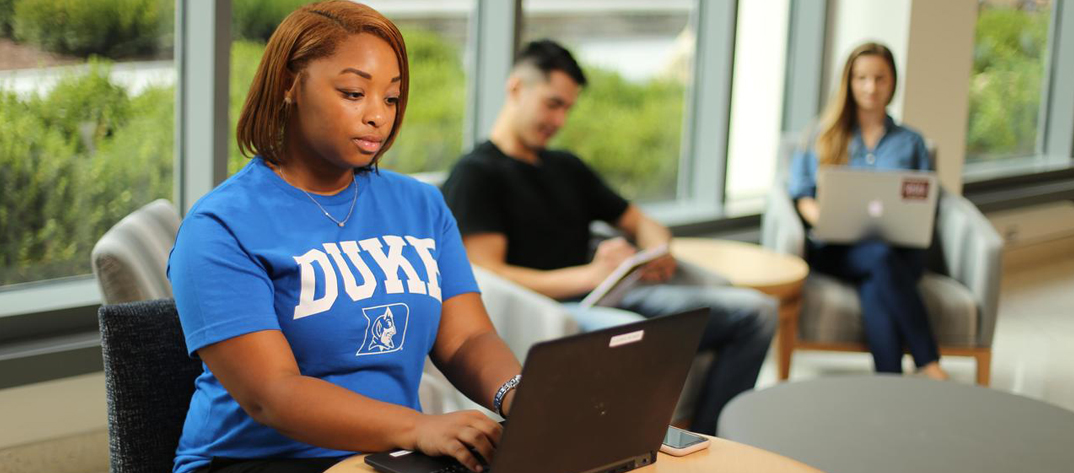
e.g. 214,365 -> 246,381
99,298 -> 201,473
774,132 -> 805,185
91,199 -> 181,304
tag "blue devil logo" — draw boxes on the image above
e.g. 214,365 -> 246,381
357,304 -> 409,356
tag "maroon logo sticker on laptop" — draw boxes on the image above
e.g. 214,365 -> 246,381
901,178 -> 930,200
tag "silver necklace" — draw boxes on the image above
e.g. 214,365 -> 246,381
280,167 -> 358,227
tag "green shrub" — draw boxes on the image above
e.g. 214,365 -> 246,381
0,26 -> 685,285
232,0 -> 313,42
0,91 -> 82,284
0,63 -> 172,286
551,67 -> 685,202
966,6 -> 1050,161
12,0 -> 173,57
0,0 -> 15,38
33,59 -> 133,153
378,27 -> 466,175
86,84 -> 174,238
228,40 -> 267,174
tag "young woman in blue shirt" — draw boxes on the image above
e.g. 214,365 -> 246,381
167,3 -> 521,472
787,42 -> 949,381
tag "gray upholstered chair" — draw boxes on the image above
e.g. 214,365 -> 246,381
98,298 -> 201,473
761,136 -> 1003,385
91,199 -> 181,304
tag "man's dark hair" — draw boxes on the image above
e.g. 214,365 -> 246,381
514,39 -> 587,86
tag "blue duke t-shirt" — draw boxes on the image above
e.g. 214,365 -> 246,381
167,158 -> 478,473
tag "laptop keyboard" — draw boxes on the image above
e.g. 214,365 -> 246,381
429,460 -> 491,473
431,464 -> 475,473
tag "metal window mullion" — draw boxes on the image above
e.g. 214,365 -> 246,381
175,0 -> 231,215
1043,0 -> 1074,159
782,0 -> 828,134
465,0 -> 521,149
681,0 -> 737,209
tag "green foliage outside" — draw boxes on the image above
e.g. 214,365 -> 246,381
232,0 -> 314,42
966,5 -> 1051,162
377,28 -> 466,175
11,0 -> 173,58
551,68 -> 684,202
0,0 -> 15,38
0,63 -> 173,285
1,20 -> 686,285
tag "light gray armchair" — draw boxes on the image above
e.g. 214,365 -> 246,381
761,137 -> 1003,385
429,264 -> 721,425
91,199 -> 182,304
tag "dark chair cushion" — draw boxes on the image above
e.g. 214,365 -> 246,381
99,299 -> 201,473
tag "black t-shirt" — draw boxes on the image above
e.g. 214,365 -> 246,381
441,141 -> 630,271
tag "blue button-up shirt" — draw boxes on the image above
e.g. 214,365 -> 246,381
788,115 -> 932,200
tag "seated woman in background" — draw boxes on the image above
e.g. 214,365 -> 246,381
167,2 -> 521,472
787,41 -> 949,381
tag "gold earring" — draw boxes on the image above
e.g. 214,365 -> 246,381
284,96 -> 293,105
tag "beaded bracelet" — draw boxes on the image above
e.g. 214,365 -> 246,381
493,374 -> 522,418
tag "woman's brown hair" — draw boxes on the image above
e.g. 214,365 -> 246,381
236,1 -> 409,167
814,42 -> 896,166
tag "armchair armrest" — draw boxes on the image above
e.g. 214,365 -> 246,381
421,267 -> 580,415
471,266 -> 580,362
936,191 -> 1004,347
761,184 -> 806,258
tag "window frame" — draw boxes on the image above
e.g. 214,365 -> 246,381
0,0 -> 230,387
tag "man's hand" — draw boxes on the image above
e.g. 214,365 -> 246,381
589,237 -> 636,285
639,254 -> 676,283
411,410 -> 503,472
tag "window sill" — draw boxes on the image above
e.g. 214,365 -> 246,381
963,155 -> 1074,184
0,276 -> 101,319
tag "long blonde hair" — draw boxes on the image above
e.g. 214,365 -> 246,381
815,42 -> 897,166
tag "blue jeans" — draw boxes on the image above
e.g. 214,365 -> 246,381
566,282 -> 777,435
807,239 -> 941,372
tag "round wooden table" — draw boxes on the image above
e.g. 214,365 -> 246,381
324,436 -> 824,473
670,238 -> 809,380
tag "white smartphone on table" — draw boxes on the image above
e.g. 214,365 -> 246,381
659,426 -> 710,456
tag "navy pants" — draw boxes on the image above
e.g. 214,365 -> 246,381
807,239 -> 941,372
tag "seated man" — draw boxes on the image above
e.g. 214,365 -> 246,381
441,39 -> 776,434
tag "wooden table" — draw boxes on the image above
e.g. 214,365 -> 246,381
324,436 -> 824,473
670,238 -> 809,380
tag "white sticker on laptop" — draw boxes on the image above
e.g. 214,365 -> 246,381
609,330 -> 644,347
390,450 -> 412,457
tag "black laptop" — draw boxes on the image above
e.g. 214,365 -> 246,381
365,308 -> 708,473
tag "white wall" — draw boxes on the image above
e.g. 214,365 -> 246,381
826,0 -> 912,121
825,0 -> 977,193
901,0 -> 977,193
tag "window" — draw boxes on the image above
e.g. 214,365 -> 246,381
965,0 -> 1052,164
227,0 -> 473,176
0,0 -> 175,288
724,0 -> 791,214
520,0 -> 696,203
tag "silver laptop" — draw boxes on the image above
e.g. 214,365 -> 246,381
364,309 -> 708,473
813,168 -> 939,248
